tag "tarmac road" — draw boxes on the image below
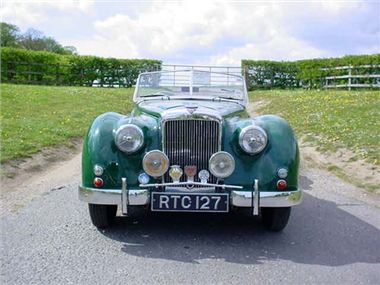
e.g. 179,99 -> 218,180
1,159 -> 380,285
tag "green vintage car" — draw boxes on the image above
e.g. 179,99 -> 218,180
79,70 -> 301,231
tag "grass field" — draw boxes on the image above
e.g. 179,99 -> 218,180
249,89 -> 380,165
1,84 -> 379,167
0,84 -> 133,162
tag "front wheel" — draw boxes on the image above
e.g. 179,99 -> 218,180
261,207 -> 291,231
88,204 -> 117,229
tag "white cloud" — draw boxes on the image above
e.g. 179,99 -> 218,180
71,1 -> 284,60
207,38 -> 327,66
74,0 -> 368,64
2,0 -> 377,65
0,0 -> 94,28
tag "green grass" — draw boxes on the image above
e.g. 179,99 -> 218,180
0,84 -> 134,162
249,89 -> 380,165
2,84 -> 379,168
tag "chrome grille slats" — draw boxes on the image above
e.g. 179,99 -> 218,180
163,119 -> 220,185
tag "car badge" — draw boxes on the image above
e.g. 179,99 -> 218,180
198,169 -> 210,184
184,165 -> 197,182
169,165 -> 183,183
186,107 -> 197,114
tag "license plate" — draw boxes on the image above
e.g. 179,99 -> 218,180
151,192 -> 229,212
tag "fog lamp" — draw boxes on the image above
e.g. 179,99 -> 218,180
209,151 -> 235,178
142,150 -> 169,177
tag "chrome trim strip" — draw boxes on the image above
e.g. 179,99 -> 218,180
231,190 -> 302,208
78,186 -> 301,208
139,181 -> 243,189
129,189 -> 150,205
253,179 -> 259,216
121,178 -> 128,215
79,187 -> 122,205
79,186 -> 150,206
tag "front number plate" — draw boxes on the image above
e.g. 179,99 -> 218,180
151,192 -> 229,212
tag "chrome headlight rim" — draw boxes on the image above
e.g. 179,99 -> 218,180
114,124 -> 144,154
209,151 -> 235,179
142,150 -> 170,177
238,125 -> 268,155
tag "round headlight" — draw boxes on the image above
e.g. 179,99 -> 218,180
209,151 -> 235,178
115,124 -> 144,153
142,150 -> 169,177
239,125 -> 268,154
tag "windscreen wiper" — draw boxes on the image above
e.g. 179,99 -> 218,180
212,96 -> 244,106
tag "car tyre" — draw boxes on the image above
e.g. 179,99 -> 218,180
261,207 -> 291,231
88,204 -> 117,229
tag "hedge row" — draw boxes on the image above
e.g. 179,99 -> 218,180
242,54 -> 380,90
0,47 -> 162,87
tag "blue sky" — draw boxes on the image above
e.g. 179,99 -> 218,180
1,0 -> 379,65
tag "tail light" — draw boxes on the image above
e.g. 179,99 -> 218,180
277,179 -> 287,190
93,177 -> 104,188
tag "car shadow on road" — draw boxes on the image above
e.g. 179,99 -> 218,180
100,193 -> 380,266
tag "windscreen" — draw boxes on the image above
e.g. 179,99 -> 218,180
136,70 -> 246,101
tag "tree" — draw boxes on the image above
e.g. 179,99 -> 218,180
63,46 -> 77,55
0,22 -> 20,47
18,28 -> 46,50
1,22 -> 77,55
44,37 -> 67,54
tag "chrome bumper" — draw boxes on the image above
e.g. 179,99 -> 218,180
79,186 -> 150,206
79,185 -> 302,211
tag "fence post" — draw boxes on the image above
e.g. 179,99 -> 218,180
28,63 -> 32,83
100,66 -> 103,87
348,65 -> 352,91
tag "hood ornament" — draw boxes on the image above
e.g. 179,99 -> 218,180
186,107 -> 197,114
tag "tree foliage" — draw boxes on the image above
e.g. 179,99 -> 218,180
242,54 -> 380,90
0,22 -> 20,47
0,47 -> 161,87
0,22 -> 77,55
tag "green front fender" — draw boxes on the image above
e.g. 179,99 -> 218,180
82,112 -> 160,189
223,115 -> 299,192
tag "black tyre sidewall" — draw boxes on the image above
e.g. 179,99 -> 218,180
261,207 -> 291,231
88,204 -> 117,229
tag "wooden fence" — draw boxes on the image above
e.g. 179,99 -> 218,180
323,65 -> 380,90
2,61 -> 379,90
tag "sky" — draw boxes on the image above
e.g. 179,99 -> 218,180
1,0 -> 379,66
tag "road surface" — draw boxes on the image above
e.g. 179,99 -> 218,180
1,154 -> 379,284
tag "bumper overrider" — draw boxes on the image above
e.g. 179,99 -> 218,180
78,178 -> 302,216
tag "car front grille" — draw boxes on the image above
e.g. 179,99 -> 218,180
163,119 -> 220,184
